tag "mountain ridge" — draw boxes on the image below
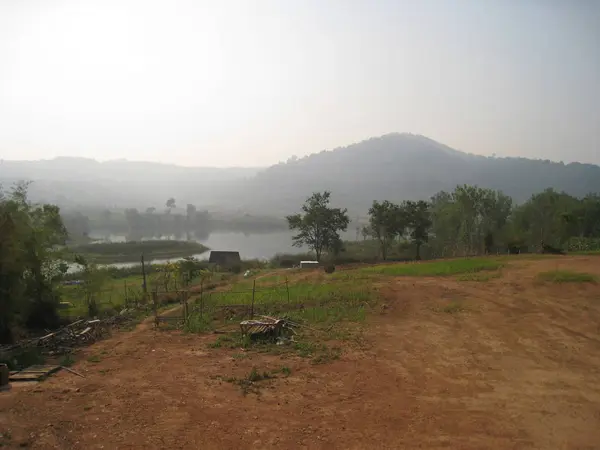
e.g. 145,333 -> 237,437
1,133 -> 598,214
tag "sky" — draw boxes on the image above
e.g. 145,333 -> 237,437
0,0 -> 598,167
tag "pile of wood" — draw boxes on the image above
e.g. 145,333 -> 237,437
0,316 -> 128,358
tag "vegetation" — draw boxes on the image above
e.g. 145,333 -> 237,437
73,255 -> 107,317
367,200 -> 404,260
0,183 -> 69,343
286,191 -> 350,261
3,157 -> 600,346
358,258 -> 503,277
536,270 -> 598,283
70,240 -> 208,263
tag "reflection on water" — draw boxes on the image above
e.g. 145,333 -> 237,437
88,230 -> 356,268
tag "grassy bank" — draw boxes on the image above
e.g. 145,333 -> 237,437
69,240 -> 209,263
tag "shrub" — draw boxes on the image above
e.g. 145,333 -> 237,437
324,264 -> 336,274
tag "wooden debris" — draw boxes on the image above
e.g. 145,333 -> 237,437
61,366 -> 85,378
0,316 -> 131,359
9,365 -> 61,382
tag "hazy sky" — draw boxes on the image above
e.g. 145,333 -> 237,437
0,0 -> 598,167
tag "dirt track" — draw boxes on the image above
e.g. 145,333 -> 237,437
2,257 -> 600,449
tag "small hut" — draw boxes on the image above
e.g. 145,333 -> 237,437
208,251 -> 241,268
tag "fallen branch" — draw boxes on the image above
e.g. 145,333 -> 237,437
61,366 -> 85,378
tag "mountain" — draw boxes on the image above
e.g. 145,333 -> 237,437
0,157 -> 261,210
1,133 -> 599,215
218,133 -> 600,215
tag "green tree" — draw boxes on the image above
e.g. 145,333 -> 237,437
367,200 -> 404,260
430,186 -> 512,256
74,255 -> 107,317
286,191 -> 349,261
0,182 -> 68,343
403,200 -> 432,260
512,188 -> 578,250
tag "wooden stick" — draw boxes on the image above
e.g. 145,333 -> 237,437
61,366 -> 85,378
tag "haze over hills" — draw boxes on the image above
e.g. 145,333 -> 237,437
1,133 -> 599,216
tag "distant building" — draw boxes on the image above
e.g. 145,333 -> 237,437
300,260 -> 319,269
208,251 -> 241,267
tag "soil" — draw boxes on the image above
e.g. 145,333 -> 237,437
1,256 -> 600,449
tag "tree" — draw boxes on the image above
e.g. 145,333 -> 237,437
74,255 -> 107,317
0,182 -> 68,343
185,204 -> 197,240
165,198 -> 176,214
286,191 -> 349,261
367,200 -> 404,260
403,200 -> 432,260
61,211 -> 90,242
124,208 -> 142,241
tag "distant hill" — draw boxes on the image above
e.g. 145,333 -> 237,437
0,157 -> 260,210
220,133 -> 600,215
1,134 -> 599,215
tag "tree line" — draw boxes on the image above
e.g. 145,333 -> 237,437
287,186 -> 600,261
61,198 -> 288,243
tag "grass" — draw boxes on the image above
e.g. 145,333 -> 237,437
456,271 -> 502,282
186,275 -> 376,341
69,240 -> 209,264
221,367 -> 276,395
60,266 -> 203,318
439,301 -> 465,314
356,258 -> 503,277
60,273 -> 146,317
537,270 -> 598,283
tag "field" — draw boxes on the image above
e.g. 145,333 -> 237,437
2,256 -> 600,449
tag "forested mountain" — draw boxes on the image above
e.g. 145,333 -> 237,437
232,134 -> 600,215
1,133 -> 598,215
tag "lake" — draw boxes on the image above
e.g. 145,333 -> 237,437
87,230 -> 356,267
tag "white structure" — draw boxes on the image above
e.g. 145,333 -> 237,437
300,260 -> 319,269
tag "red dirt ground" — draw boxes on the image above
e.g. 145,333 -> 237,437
2,256 -> 600,449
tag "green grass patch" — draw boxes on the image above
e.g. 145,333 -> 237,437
86,355 -> 102,363
456,271 -> 502,282
196,276 -> 376,328
536,270 -> 598,283
356,258 -> 503,277
184,314 -> 213,334
59,273 -> 146,317
70,240 -> 209,264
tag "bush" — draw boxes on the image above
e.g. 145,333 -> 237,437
324,264 -> 336,274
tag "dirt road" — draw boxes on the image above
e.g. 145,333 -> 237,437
1,257 -> 600,449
